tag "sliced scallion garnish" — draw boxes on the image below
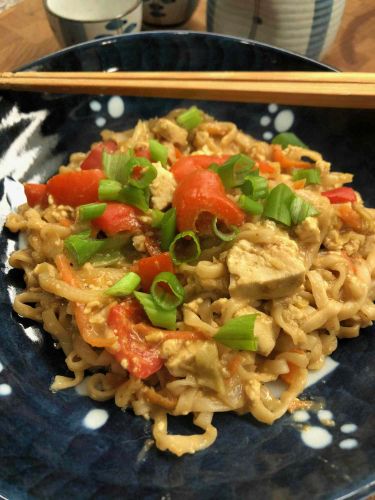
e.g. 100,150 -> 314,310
214,315 -> 258,351
98,179 -> 123,201
105,271 -> 141,297
89,250 -> 124,267
272,132 -> 308,150
134,291 -> 177,330
119,185 -> 149,212
176,106 -> 203,130
149,139 -> 168,166
150,209 -> 165,228
241,175 -> 268,200
127,157 -> 157,189
78,202 -> 107,222
160,207 -> 177,251
263,183 -> 295,226
290,196 -> 319,225
292,168 -> 321,185
150,271 -> 185,310
169,230 -> 201,265
216,154 -> 256,189
103,150 -> 131,184
238,195 -> 263,215
211,217 -> 239,242
64,234 -> 105,266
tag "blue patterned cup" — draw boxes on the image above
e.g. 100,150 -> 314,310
207,0 -> 346,60
143,0 -> 198,27
44,0 -> 143,47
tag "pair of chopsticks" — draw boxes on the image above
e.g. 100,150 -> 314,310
0,71 -> 374,108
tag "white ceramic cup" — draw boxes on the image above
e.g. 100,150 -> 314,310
207,0 -> 346,60
142,0 -> 198,27
44,0 -> 143,47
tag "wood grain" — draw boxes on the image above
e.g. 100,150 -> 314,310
0,0 -> 373,72
1,71 -> 374,108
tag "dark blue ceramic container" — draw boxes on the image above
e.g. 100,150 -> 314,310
0,32 -> 374,500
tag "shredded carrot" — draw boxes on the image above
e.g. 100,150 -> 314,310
55,254 -> 115,347
272,145 -> 310,171
280,348 -> 304,385
338,204 -> 362,232
341,250 -> 356,274
292,179 -> 306,190
142,386 -> 177,410
227,354 -> 243,376
59,218 -> 73,227
258,160 -> 276,176
280,363 -> 301,385
174,147 -> 183,160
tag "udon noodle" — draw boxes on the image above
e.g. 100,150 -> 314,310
6,108 -> 375,456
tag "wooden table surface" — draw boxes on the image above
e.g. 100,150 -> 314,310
0,0 -> 374,72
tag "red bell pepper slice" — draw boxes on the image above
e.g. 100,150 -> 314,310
107,299 -> 163,379
46,169 -> 105,207
135,253 -> 174,292
24,183 -> 48,208
172,169 -> 245,232
321,187 -> 356,204
91,202 -> 141,236
171,154 -> 230,183
81,140 -> 118,170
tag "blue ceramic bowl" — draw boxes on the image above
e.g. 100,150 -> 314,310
0,32 -> 374,500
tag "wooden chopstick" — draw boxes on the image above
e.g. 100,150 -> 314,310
1,71 -> 374,108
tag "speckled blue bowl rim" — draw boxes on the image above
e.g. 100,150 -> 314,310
17,30 -> 337,73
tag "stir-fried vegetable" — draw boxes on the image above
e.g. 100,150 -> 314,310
322,187 -> 356,204
150,271 -> 185,310
176,106 -> 202,130
91,202 -> 141,235
105,272 -> 141,297
107,300 -> 163,378
24,183 -> 47,207
136,253 -> 175,292
272,132 -> 308,149
214,315 -> 258,351
81,140 -> 117,170
173,169 -> 245,233
46,169 -> 105,207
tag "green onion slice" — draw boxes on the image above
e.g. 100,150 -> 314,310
90,250 -> 124,267
263,183 -> 295,226
160,207 -> 177,251
64,234 -> 105,266
169,230 -> 201,264
150,271 -> 185,310
216,154 -> 256,189
98,179 -> 123,201
100,233 -> 130,252
241,174 -> 268,200
78,202 -> 106,222
214,315 -> 258,351
134,291 -> 177,330
211,217 -> 239,242
176,106 -> 203,130
103,150 -> 131,184
238,195 -> 263,215
150,209 -> 165,228
149,139 -> 168,166
105,271 -> 141,297
272,132 -> 308,150
119,185 -> 149,213
292,168 -> 321,185
127,157 -> 157,189
290,197 -> 319,225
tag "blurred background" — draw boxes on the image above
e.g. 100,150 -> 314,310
0,0 -> 374,71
